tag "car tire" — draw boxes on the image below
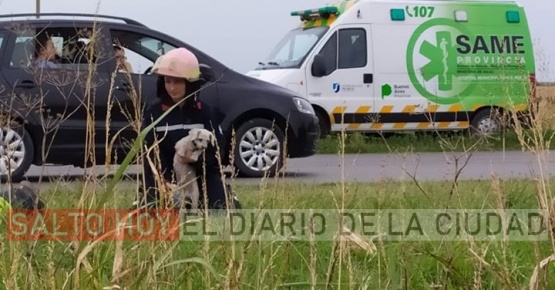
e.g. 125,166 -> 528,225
316,110 -> 330,138
233,118 -> 285,178
0,123 -> 33,182
470,108 -> 504,136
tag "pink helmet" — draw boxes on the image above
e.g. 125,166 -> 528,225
152,47 -> 201,82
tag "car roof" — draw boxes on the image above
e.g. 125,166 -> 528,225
0,12 -> 231,75
0,13 -> 148,28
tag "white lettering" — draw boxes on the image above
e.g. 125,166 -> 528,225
68,212 -> 84,236
138,212 -> 154,236
10,213 -> 28,235
157,213 -> 171,237
456,56 -> 526,65
52,212 -> 68,236
86,213 -> 103,236
116,212 -> 134,236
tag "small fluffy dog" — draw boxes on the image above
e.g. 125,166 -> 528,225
172,128 -> 216,210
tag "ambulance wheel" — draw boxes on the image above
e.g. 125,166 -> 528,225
0,123 -> 33,182
470,108 -> 504,136
233,118 -> 284,178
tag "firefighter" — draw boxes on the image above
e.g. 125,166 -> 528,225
136,47 -> 239,210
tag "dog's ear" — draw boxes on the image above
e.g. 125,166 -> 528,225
189,128 -> 201,140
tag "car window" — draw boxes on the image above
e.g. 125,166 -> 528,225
315,28 -> 367,75
110,29 -> 178,75
9,27 -> 96,70
114,46 -> 150,74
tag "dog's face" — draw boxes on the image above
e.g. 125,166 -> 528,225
189,128 -> 216,150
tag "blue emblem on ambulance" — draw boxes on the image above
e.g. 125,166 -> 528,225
332,83 -> 340,93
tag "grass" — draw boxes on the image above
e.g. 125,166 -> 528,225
316,129 -> 555,154
1,17 -> 555,290
1,178 -> 555,289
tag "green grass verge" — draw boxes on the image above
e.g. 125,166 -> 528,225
1,178 -> 554,289
317,129 -> 555,154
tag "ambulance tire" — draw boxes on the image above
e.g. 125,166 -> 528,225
316,110 -> 330,138
469,108 -> 504,136
233,118 -> 285,178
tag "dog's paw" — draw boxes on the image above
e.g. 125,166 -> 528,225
181,155 -> 198,163
165,182 -> 178,192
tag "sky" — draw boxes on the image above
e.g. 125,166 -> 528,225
0,0 -> 553,82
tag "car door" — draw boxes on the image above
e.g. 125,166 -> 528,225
0,24 -> 113,165
370,24 -> 432,132
304,25 -> 374,132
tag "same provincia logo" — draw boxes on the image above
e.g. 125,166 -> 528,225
406,18 -> 529,104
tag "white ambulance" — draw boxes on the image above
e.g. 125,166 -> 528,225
246,0 -> 536,136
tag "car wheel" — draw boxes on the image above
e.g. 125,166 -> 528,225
233,118 -> 284,177
0,123 -> 33,182
470,108 -> 503,136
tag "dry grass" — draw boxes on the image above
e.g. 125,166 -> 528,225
535,84 -> 555,129
1,11 -> 555,290
2,179 -> 555,289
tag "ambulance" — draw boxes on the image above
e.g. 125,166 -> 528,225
246,0 -> 537,136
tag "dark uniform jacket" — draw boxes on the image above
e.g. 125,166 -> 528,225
140,95 -> 227,209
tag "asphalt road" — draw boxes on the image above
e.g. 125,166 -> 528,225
22,150 -> 555,184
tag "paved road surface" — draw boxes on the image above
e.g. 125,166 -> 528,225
21,150 -> 555,184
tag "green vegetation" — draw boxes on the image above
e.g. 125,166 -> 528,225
317,130 -> 555,154
1,178 -> 555,289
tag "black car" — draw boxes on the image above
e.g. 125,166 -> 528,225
0,13 -> 319,181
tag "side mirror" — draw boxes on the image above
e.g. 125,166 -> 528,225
199,63 -> 215,82
311,54 -> 327,77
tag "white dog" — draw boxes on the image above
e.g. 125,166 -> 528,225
172,128 -> 216,210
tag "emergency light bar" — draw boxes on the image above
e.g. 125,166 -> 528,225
290,6 -> 339,21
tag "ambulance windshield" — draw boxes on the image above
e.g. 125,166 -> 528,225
256,26 -> 328,70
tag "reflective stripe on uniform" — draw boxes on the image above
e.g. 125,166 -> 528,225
154,123 -> 205,133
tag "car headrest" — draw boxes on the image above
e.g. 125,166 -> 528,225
199,63 -> 214,83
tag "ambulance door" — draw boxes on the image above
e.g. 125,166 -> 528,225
370,24 -> 434,132
305,24 -> 374,133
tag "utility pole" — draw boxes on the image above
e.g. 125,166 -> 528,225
36,0 -> 40,18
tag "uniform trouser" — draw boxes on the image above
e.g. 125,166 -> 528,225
142,166 -> 235,210
194,167 -> 229,210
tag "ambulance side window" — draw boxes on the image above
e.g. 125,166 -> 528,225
318,31 -> 338,75
338,29 -> 366,69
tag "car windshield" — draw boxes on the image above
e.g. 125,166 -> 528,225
255,26 -> 328,70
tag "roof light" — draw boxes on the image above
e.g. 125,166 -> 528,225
506,11 -> 520,23
291,6 -> 339,20
290,6 -> 339,16
454,10 -> 468,22
390,8 -> 405,21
